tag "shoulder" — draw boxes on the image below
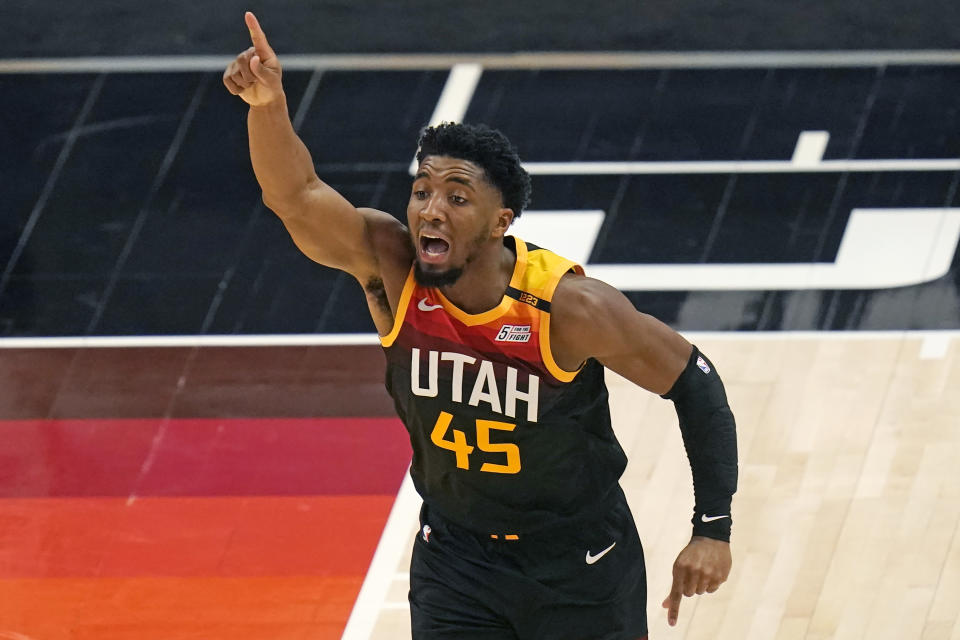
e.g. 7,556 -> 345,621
549,272 -> 639,370
551,271 -> 634,326
549,272 -> 691,393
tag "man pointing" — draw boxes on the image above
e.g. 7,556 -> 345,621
224,12 -> 738,637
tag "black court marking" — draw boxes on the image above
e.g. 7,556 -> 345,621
1,64 -> 958,336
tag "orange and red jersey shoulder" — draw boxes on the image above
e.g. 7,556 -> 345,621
380,236 -> 627,534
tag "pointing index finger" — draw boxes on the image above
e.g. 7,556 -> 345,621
244,12 -> 275,61
663,588 -> 681,626
662,573 -> 685,626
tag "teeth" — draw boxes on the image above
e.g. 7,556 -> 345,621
420,234 -> 449,257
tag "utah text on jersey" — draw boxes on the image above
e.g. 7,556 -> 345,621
410,348 -> 540,422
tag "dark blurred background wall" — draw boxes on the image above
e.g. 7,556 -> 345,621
5,0 -> 960,57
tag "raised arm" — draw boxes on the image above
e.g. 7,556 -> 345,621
222,13 -> 409,289
549,273 -> 738,627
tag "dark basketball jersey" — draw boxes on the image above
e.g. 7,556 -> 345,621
381,236 -> 628,534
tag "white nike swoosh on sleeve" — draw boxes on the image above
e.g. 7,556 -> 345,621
700,514 -> 730,523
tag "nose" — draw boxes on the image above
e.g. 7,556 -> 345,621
419,193 -> 446,222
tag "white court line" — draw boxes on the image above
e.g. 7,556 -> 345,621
0,334 -> 381,349
341,471 -> 421,640
409,63 -> 483,174
923,204 -> 960,282
425,63 -> 483,124
3,50 -> 960,73
522,159 -> 960,175
681,330 -> 960,341
792,131 -> 830,166
3,331 -> 960,350
510,210 -> 605,265
516,208 -> 960,291
585,208 -> 960,291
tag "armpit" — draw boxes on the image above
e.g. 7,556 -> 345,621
364,275 -> 392,316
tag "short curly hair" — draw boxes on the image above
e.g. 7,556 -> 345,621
415,122 -> 532,220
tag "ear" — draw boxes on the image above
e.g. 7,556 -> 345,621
491,207 -> 515,237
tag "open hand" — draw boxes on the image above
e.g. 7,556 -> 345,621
662,536 -> 732,626
222,12 -> 283,107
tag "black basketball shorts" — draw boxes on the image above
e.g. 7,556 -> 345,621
408,490 -> 648,640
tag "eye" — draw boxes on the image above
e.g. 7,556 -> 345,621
414,190 -> 428,200
450,195 -> 467,205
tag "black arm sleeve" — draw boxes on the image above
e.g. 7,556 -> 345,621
661,345 -> 739,542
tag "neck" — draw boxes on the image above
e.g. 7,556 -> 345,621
440,238 -> 516,314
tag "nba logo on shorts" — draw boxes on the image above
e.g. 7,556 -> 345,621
421,524 -> 432,542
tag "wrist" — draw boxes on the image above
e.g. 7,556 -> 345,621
249,93 -> 288,112
691,535 -> 729,545
691,509 -> 732,542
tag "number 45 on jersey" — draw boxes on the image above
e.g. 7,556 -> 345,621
431,411 -> 521,474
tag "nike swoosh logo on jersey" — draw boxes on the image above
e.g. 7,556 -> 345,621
701,514 -> 730,523
585,541 -> 616,565
418,298 -> 443,312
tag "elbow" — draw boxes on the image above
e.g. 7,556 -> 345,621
261,177 -> 324,220
261,190 -> 303,221
260,190 -> 282,214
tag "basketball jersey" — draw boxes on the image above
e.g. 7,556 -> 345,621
381,236 -> 628,534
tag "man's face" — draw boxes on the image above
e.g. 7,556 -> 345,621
407,155 -> 510,287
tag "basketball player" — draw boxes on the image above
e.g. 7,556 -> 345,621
224,12 -> 738,638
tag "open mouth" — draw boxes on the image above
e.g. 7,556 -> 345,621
419,233 -> 451,262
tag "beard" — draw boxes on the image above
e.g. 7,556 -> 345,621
414,261 -> 465,287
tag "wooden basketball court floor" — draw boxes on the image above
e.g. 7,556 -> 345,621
2,331 -> 958,639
